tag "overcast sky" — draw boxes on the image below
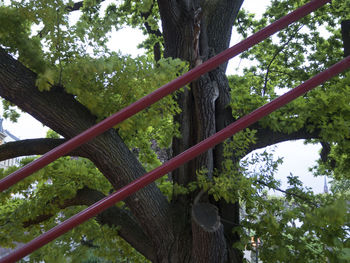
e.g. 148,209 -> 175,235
0,0 -> 326,194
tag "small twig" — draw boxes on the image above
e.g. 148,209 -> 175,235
255,179 -> 319,207
262,24 -> 304,95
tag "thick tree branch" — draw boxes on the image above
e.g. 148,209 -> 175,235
248,123 -> 321,154
320,141 -> 331,163
0,47 -> 172,256
0,138 -> 89,161
22,187 -> 156,261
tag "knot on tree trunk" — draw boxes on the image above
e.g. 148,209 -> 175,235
191,203 -> 227,263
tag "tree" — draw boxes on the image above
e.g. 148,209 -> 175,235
0,0 -> 349,262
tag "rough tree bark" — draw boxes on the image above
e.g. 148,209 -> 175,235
0,1 -> 328,262
157,0 -> 244,261
341,20 -> 350,57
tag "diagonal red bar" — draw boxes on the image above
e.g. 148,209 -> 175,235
2,54 -> 350,263
0,0 -> 331,192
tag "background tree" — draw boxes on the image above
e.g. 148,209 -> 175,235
0,0 -> 349,262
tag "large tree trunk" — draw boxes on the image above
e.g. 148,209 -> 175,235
157,1 -> 244,262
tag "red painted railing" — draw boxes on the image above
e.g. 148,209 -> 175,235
2,0 -> 348,262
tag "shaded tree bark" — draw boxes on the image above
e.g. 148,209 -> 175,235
341,20 -> 350,57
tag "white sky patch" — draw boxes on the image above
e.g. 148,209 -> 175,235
248,140 -> 324,196
227,0 -> 271,76
272,140 -> 323,194
108,27 -> 147,56
0,101 -> 48,139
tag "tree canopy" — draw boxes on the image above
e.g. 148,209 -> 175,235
0,0 -> 349,262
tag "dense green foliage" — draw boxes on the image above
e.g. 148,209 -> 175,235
0,0 -> 349,262
227,1 -> 350,262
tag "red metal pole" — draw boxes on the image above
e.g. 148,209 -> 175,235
2,54 -> 350,263
0,0 -> 330,192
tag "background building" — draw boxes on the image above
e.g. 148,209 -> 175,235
0,118 -> 20,169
